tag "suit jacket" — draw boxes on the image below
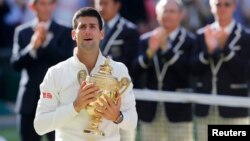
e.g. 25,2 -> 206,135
191,22 -> 250,118
132,28 -> 195,122
100,16 -> 139,75
11,20 -> 74,116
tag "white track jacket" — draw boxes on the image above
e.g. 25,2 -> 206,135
34,52 -> 137,141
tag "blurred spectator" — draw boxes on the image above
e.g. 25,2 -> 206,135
120,0 -> 158,34
94,0 -> 139,77
235,0 -> 250,26
182,0 -> 212,32
119,0 -> 148,33
119,0 -> 147,24
132,0 -> 195,141
10,0 -> 74,141
0,0 -> 22,47
15,0 -> 36,23
191,0 -> 250,141
53,0 -> 91,27
94,0 -> 140,141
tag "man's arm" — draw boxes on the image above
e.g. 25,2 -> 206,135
34,68 -> 78,135
115,64 -> 138,130
10,26 -> 39,71
34,67 -> 99,135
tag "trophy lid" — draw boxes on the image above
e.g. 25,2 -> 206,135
92,57 -> 116,81
98,57 -> 112,75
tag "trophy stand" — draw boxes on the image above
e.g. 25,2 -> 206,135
83,115 -> 104,136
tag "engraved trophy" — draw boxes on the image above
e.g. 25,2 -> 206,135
77,57 -> 130,136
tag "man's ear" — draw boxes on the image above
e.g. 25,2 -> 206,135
100,30 -> 104,40
72,30 -> 76,40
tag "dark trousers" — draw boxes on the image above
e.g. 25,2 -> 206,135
18,114 -> 55,141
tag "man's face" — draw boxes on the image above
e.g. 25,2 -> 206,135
32,0 -> 55,21
210,0 -> 236,21
157,1 -> 182,30
95,0 -> 120,22
72,16 -> 104,50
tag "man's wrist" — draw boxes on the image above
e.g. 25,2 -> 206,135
73,101 -> 80,113
113,111 -> 123,124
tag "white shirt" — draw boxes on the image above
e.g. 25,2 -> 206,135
168,27 -> 180,42
106,14 -> 120,29
211,20 -> 236,34
34,51 -> 137,141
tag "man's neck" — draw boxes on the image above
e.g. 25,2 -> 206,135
104,14 -> 119,27
165,25 -> 179,34
218,18 -> 232,28
76,48 -> 99,73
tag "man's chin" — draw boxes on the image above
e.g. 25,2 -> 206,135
81,43 -> 96,49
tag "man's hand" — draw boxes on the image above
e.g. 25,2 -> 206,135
204,25 -> 219,54
73,81 -> 99,113
147,27 -> 168,58
215,28 -> 228,49
94,94 -> 121,122
31,22 -> 47,49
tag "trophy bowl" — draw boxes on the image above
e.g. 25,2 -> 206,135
80,57 -> 130,136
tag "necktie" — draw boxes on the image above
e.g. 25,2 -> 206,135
104,24 -> 110,37
100,24 -> 110,50
218,29 -> 228,48
167,37 -> 172,49
168,37 -> 172,49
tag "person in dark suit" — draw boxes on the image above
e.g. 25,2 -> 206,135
191,0 -> 250,141
94,0 -> 139,76
132,0 -> 195,141
94,0 -> 139,141
10,0 -> 74,141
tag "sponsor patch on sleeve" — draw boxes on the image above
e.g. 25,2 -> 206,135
41,92 -> 53,99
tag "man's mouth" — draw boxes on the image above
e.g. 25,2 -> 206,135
84,38 -> 93,41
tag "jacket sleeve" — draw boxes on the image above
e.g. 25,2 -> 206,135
10,27 -> 37,71
117,64 -> 138,130
34,67 -> 79,135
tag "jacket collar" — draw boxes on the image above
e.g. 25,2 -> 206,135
105,14 -> 120,29
72,49 -> 106,75
211,20 -> 236,35
31,18 -> 52,31
169,27 -> 180,42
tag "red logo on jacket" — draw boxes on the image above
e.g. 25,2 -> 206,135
42,92 -> 53,99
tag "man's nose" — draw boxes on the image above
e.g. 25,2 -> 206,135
84,28 -> 92,34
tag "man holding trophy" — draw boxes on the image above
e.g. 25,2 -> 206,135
34,7 -> 137,141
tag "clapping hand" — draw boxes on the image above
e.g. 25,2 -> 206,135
215,28 -> 228,49
31,22 -> 47,49
147,27 -> 168,58
204,25 -> 218,54
204,25 -> 228,54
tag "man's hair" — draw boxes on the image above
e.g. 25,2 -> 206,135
29,0 -> 56,4
72,7 -> 103,30
112,0 -> 120,3
209,0 -> 236,7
